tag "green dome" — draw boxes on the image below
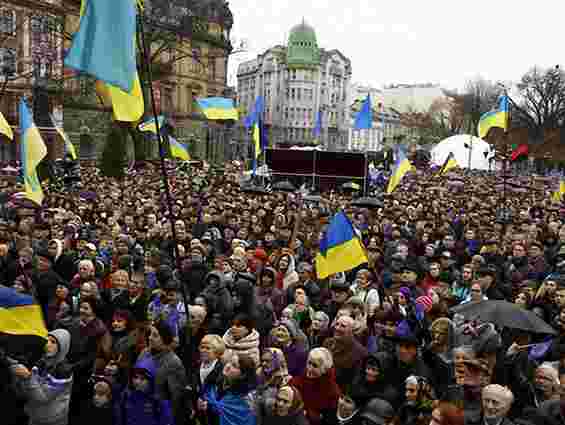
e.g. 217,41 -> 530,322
287,20 -> 320,69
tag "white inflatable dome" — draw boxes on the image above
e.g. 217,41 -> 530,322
430,135 -> 494,170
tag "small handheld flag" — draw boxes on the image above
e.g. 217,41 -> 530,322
315,211 -> 368,279
439,152 -> 458,176
50,114 -> 77,160
138,115 -> 166,134
169,136 -> 190,161
386,147 -> 412,194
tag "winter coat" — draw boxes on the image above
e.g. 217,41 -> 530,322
532,400 -> 565,425
11,329 -> 73,425
114,355 -> 174,425
290,368 -> 340,425
323,336 -> 368,390
223,328 -> 261,367
136,350 -> 186,425
201,271 -> 234,324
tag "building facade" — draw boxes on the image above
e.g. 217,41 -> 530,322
347,83 -> 415,152
0,0 -> 66,161
236,21 -> 352,151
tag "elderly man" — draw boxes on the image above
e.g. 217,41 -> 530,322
481,385 -> 515,425
323,315 -> 368,390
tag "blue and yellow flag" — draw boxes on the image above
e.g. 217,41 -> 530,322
0,285 -> 48,340
50,114 -> 77,160
138,115 -> 165,134
439,152 -> 458,176
354,94 -> 373,130
386,146 -> 412,194
197,97 -> 238,121
478,96 -> 509,139
65,0 -> 136,93
244,96 -> 264,129
19,99 -> 47,205
0,111 -> 13,141
72,0 -> 143,122
169,136 -> 190,161
316,212 -> 368,279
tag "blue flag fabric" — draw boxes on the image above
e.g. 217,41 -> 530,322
64,0 -> 137,93
244,96 -> 264,129
313,110 -> 322,138
354,95 -> 373,130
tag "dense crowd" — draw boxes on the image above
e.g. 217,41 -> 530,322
0,160 -> 564,425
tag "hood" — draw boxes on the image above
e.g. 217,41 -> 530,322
205,271 -> 225,289
47,329 -> 71,365
260,267 -> 277,285
49,239 -> 63,262
131,353 -> 157,390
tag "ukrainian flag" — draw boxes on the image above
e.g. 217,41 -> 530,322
315,212 -> 368,279
19,99 -> 47,206
0,111 -> 13,140
50,114 -> 77,160
478,96 -> 509,139
197,97 -> 239,121
386,147 -> 412,194
169,136 -> 190,161
138,115 -> 165,134
0,285 -> 48,340
552,180 -> 565,202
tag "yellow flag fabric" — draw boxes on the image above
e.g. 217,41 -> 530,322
19,99 -> 47,205
552,181 -> 565,202
253,122 -> 261,159
0,111 -> 13,140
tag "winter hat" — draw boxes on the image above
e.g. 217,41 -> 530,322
254,248 -> 268,262
153,320 -> 175,345
399,287 -> 412,299
416,295 -> 434,313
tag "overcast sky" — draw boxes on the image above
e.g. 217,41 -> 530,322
227,0 -> 563,92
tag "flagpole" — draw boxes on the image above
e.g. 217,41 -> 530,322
137,8 -> 191,359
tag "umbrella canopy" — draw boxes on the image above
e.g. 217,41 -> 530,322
240,183 -> 268,194
272,180 -> 296,192
351,197 -> 383,209
342,182 -> 361,191
452,300 -> 557,335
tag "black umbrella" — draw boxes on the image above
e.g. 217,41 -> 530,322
303,195 -> 323,203
351,197 -> 383,209
272,180 -> 296,192
240,184 -> 268,194
451,300 -> 557,335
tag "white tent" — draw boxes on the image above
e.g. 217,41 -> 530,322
430,135 -> 494,170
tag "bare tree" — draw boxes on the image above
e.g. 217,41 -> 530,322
511,65 -> 565,141
461,77 -> 504,133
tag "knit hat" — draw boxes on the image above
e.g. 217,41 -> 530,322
416,295 -> 434,313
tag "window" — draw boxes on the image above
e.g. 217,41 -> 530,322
0,9 -> 15,35
291,70 -> 296,80
0,47 -> 16,76
291,88 -> 295,99
297,88 -> 301,100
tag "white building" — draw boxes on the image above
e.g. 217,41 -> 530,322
236,20 -> 352,151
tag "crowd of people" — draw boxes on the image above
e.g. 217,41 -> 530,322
0,160 -> 564,425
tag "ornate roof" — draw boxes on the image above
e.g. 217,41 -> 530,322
286,19 -> 319,69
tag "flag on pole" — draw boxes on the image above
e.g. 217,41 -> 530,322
439,152 -> 458,176
478,95 -> 509,138
65,0 -> 137,92
19,99 -> 47,205
138,115 -> 166,134
197,97 -> 239,121
71,0 -> 143,122
354,95 -> 372,130
313,110 -> 322,143
50,114 -> 77,160
316,211 -> 368,279
386,146 -> 412,194
552,180 -> 565,202
169,136 -> 190,161
244,96 -> 265,129
0,111 -> 13,140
